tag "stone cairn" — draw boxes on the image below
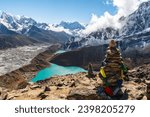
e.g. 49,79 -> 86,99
101,40 -> 123,88
87,63 -> 95,78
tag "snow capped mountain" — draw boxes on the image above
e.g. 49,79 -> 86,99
0,12 -> 73,47
120,1 -> 150,36
0,12 -> 20,30
0,12 -> 84,35
1,1 -> 150,50
57,21 -> 85,30
64,1 -> 150,50
0,23 -> 17,35
0,12 -> 38,33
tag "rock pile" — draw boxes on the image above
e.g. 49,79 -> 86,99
99,40 -> 124,92
102,45 -> 123,87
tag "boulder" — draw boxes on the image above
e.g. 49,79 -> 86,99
136,93 -> 144,100
0,93 -> 8,100
30,85 -> 41,90
67,88 -> 106,100
17,81 -> 29,89
37,92 -> 48,100
44,86 -> 51,92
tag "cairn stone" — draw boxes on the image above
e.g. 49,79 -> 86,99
103,46 -> 123,87
87,63 -> 95,78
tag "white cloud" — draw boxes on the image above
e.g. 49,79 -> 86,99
83,0 -> 149,34
82,12 -> 121,34
48,24 -> 72,35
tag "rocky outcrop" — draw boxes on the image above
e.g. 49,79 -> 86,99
127,64 -> 150,82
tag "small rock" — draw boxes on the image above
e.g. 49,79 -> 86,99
136,86 -> 142,90
20,88 -> 29,93
59,94 -> 66,99
136,72 -> 145,78
125,88 -> 131,93
0,93 -> 8,100
49,86 -> 58,90
30,85 -> 41,89
37,92 -> 48,100
145,80 -> 150,85
17,81 -> 29,89
44,86 -> 51,92
0,87 -> 2,93
136,93 -> 144,100
67,88 -> 106,100
57,83 -> 64,87
69,82 -> 75,87
141,79 -> 145,83
7,96 -> 14,100
133,78 -> 141,83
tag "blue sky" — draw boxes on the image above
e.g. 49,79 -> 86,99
0,0 -> 117,24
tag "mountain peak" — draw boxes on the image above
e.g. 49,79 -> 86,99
0,12 -> 13,20
58,21 -> 85,30
139,0 -> 150,9
1,11 -> 10,16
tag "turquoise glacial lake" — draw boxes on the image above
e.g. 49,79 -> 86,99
32,63 -> 87,82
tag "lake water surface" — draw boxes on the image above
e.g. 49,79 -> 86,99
32,63 -> 86,82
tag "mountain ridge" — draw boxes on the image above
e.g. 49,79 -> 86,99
0,12 -> 84,34
64,1 -> 150,49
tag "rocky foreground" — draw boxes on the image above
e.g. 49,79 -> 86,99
0,64 -> 149,100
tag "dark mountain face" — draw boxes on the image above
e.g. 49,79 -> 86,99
0,12 -> 72,49
0,23 -> 17,35
120,1 -> 150,36
0,12 -> 71,46
0,34 -> 38,49
63,27 -> 119,50
89,27 -> 119,40
16,16 -> 37,27
26,25 -> 71,44
0,24 -> 39,49
52,43 -> 150,71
